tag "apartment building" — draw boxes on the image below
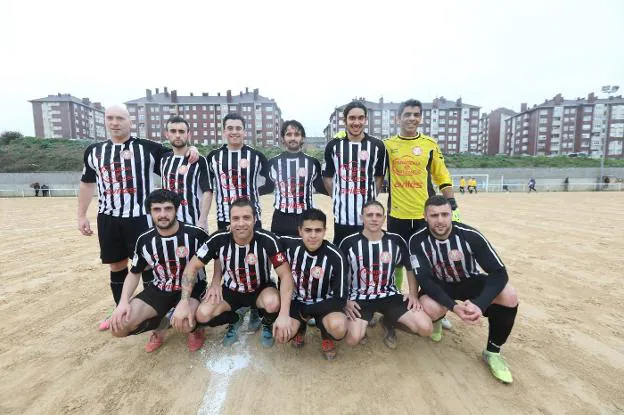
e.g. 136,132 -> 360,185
29,94 -> 106,140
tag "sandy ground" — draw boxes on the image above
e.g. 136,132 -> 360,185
1,192 -> 623,415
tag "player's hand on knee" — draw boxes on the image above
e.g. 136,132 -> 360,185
205,285 -> 223,304
463,300 -> 482,323
78,217 -> 93,236
403,294 -> 422,311
111,302 -> 130,332
172,299 -> 194,331
273,315 -> 291,344
344,300 -> 361,320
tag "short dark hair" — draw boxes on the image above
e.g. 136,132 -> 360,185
145,189 -> 181,212
361,199 -> 385,215
424,195 -> 451,212
343,101 -> 368,120
165,115 -> 189,130
298,208 -> 326,228
280,120 -> 306,138
398,99 -> 423,117
230,197 -> 256,216
223,113 -> 246,129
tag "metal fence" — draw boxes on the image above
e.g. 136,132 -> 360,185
0,187 -> 79,197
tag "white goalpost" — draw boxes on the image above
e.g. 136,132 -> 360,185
450,174 -> 490,193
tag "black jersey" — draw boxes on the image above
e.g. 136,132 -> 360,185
408,223 -> 505,284
196,229 -> 287,293
323,134 -> 387,226
160,154 -> 212,225
206,145 -> 270,223
81,136 -> 169,218
339,231 -> 410,300
130,223 -> 208,292
267,152 -> 326,214
280,236 -> 348,305
408,223 -> 507,311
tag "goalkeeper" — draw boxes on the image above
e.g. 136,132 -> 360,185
384,99 -> 460,329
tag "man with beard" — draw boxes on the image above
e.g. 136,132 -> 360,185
110,189 -> 208,352
160,115 -> 212,231
409,196 -> 519,383
267,120 -> 327,237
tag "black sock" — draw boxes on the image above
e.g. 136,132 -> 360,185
110,269 -> 128,305
202,311 -> 240,328
260,311 -> 278,326
486,304 -> 518,353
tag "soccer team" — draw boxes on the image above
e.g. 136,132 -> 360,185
77,100 -> 519,384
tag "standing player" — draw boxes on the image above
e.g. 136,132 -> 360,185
179,199 -> 294,348
160,115 -> 212,231
528,178 -> 537,193
340,201 -> 433,349
409,196 -> 519,383
267,120 -> 327,237
206,113 -> 272,330
109,189 -> 207,352
459,176 -> 466,194
77,105 -> 199,330
384,99 -> 458,330
323,101 -> 387,246
279,208 -> 348,360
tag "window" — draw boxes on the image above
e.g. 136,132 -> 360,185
193,131 -> 198,136
266,114 -> 273,120
266,106 -> 273,112
202,106 -> 207,111
192,106 -> 196,110
439,118 -> 446,125
203,123 -> 207,128
229,105 -> 237,111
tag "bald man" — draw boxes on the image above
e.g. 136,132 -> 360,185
78,105 -> 200,333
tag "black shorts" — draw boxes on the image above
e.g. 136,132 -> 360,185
135,280 -> 207,318
289,298 -> 345,339
354,294 -> 408,326
217,220 -> 263,231
222,283 -> 276,312
97,213 -> 151,264
333,223 -> 362,247
419,275 -> 487,303
271,210 -> 300,237
387,216 -> 426,244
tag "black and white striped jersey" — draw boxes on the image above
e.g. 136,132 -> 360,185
280,236 -> 348,305
322,134 -> 387,226
196,229 -> 287,293
269,151 -> 327,213
81,137 -> 169,218
160,154 -> 212,225
408,223 -> 505,284
267,152 -> 327,214
130,223 -> 208,292
206,145 -> 271,223
339,231 -> 410,300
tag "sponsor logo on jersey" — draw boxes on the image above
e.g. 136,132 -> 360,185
380,251 -> 391,264
177,165 -> 188,175
310,266 -> 323,279
298,167 -> 307,177
245,252 -> 257,265
448,249 -> 463,262
412,147 -> 422,156
240,158 -> 249,169
359,150 -> 369,161
121,150 -> 133,160
176,246 -> 189,258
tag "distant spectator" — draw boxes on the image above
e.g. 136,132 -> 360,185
563,177 -> 569,192
603,176 -> 610,191
32,182 -> 41,197
528,178 -> 536,193
41,184 -> 50,197
502,184 -> 510,192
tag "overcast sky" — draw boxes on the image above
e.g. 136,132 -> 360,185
1,0 -> 622,138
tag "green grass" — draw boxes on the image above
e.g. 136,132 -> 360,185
0,137 -> 621,172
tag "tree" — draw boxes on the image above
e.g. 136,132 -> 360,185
0,131 -> 24,144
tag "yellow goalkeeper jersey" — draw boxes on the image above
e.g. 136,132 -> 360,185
384,134 -> 452,219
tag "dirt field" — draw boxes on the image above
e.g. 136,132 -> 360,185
1,192 -> 623,415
